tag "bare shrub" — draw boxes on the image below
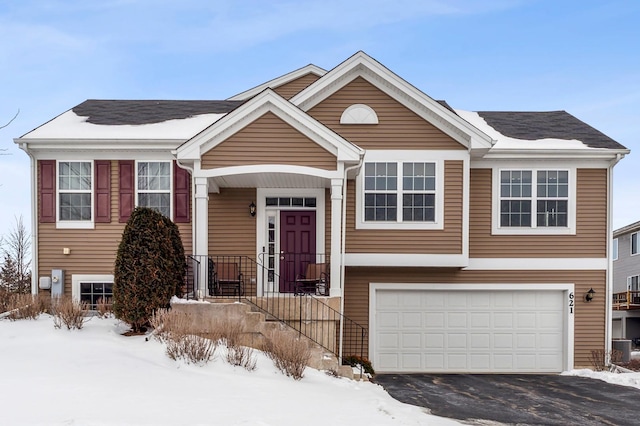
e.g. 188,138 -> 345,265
589,349 -> 623,371
95,297 -> 112,318
166,334 -> 216,364
263,331 -> 311,380
51,296 -> 88,330
149,308 -> 192,343
5,293 -> 46,320
213,318 -> 256,371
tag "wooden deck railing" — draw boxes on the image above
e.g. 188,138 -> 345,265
613,291 -> 640,310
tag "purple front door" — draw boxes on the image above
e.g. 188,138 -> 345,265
279,211 -> 316,293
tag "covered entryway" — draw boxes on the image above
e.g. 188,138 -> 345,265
371,284 -> 573,373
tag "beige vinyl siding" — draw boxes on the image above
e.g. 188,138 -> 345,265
345,160 -> 463,254
307,77 -> 465,151
201,112 -> 336,171
343,267 -> 605,369
469,168 -> 608,258
37,161 -> 192,296
208,188 -> 258,296
273,73 -> 321,100
209,188 -> 257,257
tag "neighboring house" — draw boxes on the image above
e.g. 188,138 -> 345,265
15,51 -> 628,373
612,221 -> 640,341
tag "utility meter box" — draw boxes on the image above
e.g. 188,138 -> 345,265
39,276 -> 52,290
51,269 -> 64,297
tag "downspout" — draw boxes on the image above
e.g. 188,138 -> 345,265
17,142 -> 38,295
606,152 -> 624,359
338,154 -> 364,362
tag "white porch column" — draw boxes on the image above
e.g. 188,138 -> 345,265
194,177 -> 209,299
330,179 -> 343,297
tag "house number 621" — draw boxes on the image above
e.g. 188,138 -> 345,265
569,292 -> 574,314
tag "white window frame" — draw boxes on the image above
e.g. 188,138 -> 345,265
628,275 -> 640,291
631,233 -> 639,256
492,167 -> 576,235
613,238 -> 618,261
56,160 -> 94,229
356,151 -> 445,230
135,160 -> 172,218
71,274 -> 114,307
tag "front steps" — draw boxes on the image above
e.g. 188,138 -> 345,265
171,300 -> 356,379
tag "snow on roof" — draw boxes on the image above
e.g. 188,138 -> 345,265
455,109 -> 589,150
22,109 -> 227,140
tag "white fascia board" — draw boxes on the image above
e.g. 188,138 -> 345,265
16,138 -> 183,151
290,51 -> 494,151
482,148 -> 629,160
471,158 -> 617,169
178,89 -> 362,162
466,258 -> 608,270
227,64 -> 327,101
345,253 -> 468,267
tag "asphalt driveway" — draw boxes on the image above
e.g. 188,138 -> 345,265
374,374 -> 640,425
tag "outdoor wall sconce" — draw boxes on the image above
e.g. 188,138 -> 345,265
249,202 -> 256,217
585,288 -> 596,302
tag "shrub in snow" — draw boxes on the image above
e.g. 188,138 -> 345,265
342,355 -> 375,375
2,293 -> 47,320
51,296 -> 88,330
113,207 -> 186,332
263,330 -> 310,380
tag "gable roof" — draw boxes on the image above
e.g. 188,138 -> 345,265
73,99 -> 243,125
290,51 -> 495,152
477,111 -> 626,150
177,88 -> 363,163
227,64 -> 327,101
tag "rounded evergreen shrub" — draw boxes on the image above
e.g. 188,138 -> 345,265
113,207 -> 186,332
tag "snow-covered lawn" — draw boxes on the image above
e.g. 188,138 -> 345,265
0,315 -> 461,426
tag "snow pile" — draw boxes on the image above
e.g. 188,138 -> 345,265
0,315 -> 460,426
563,368 -> 640,389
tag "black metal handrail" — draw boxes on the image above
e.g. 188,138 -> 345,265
184,254 -> 367,371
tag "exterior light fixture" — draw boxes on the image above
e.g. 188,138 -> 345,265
249,202 -> 256,217
585,288 -> 596,302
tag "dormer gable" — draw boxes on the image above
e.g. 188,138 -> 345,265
227,64 -> 326,101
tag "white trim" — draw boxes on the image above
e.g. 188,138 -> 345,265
56,160 -> 94,230
492,167 -> 576,235
631,232 -> 639,256
135,160 -> 173,219
71,274 -> 114,302
613,238 -> 618,261
355,151 -> 463,230
255,188 -> 326,295
466,257 -> 607,270
227,64 -> 327,101
198,164 -> 343,180
340,104 -> 378,124
345,253 -> 467,267
369,282 -> 575,373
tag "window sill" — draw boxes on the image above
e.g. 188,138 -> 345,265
356,221 -> 444,230
491,226 -> 575,236
56,221 -> 95,230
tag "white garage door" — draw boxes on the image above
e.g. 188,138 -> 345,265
374,288 -> 567,373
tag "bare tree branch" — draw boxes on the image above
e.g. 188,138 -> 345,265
0,109 -> 19,130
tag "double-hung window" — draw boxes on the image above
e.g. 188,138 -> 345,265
58,161 -> 92,223
632,233 -> 639,256
497,169 -> 571,233
137,161 -> 171,217
362,159 -> 439,227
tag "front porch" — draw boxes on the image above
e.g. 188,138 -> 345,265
183,254 -> 367,363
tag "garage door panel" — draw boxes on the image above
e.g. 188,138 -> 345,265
374,289 -> 566,373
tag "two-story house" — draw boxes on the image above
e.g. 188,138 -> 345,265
15,51 -> 628,373
612,221 -> 640,342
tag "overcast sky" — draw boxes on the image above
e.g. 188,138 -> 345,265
1,0 -> 638,240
